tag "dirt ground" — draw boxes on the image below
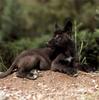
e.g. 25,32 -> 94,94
0,71 -> 99,100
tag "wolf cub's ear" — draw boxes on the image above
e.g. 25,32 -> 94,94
63,18 -> 72,34
54,23 -> 61,33
54,23 -> 62,35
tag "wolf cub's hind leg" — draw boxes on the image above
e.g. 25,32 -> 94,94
39,58 -> 51,70
26,69 -> 41,80
16,55 -> 40,78
16,67 -> 27,78
16,68 -> 41,80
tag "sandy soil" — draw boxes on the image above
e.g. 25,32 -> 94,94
0,71 -> 99,100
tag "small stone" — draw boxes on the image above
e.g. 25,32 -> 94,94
0,91 -> 7,100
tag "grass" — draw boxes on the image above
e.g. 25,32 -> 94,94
0,56 -> 7,71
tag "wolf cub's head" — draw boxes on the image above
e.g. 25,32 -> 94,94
48,18 -> 73,49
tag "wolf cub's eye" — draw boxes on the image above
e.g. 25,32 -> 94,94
58,37 -> 62,41
54,35 -> 59,39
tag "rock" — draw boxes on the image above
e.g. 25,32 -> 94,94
0,90 -> 7,100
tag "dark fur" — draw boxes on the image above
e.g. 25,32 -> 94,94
0,18 -> 77,79
48,19 -> 77,75
0,21 -> 72,79
0,44 -> 67,79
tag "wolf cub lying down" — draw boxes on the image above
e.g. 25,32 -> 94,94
0,18 -> 77,80
49,18 -> 77,76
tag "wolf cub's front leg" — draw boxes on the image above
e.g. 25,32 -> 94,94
51,53 -> 77,76
51,54 -> 67,72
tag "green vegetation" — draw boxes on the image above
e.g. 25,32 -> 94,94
0,0 -> 99,71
